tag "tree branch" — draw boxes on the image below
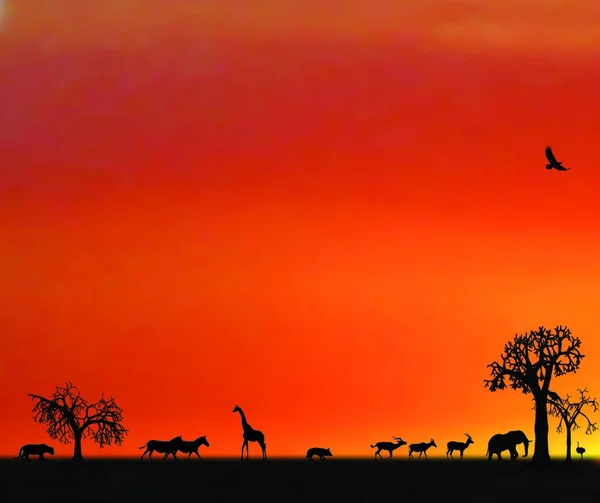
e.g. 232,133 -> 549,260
485,325 -> 583,401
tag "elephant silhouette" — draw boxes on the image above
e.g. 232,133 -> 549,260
486,430 -> 532,461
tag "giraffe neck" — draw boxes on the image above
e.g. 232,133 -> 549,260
238,409 -> 250,429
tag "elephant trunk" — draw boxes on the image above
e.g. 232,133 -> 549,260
523,440 -> 529,458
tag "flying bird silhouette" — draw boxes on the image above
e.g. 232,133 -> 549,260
545,146 -> 570,171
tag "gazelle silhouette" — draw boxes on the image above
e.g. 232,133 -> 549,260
446,433 -> 474,460
370,436 -> 407,460
233,405 -> 267,460
408,438 -> 437,460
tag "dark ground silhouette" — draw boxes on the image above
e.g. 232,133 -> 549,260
1,458 -> 598,502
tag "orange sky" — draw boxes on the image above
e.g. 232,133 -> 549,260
2,1 -> 600,460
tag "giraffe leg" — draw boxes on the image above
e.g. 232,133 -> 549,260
259,440 -> 267,460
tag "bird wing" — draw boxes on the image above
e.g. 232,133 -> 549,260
545,146 -> 558,164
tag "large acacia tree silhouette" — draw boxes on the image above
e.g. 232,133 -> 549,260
484,325 -> 584,465
29,382 -> 128,460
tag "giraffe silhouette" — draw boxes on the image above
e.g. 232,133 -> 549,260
233,405 -> 267,460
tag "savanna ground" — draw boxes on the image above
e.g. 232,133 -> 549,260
1,458 -> 599,502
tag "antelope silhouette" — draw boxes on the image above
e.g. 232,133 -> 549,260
408,438 -> 437,460
370,436 -> 407,460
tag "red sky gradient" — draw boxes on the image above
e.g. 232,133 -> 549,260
2,1 -> 600,459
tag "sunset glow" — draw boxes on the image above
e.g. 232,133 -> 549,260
2,1 -> 600,460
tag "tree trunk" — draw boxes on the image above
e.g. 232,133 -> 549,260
532,396 -> 551,464
73,430 -> 84,461
565,426 -> 572,462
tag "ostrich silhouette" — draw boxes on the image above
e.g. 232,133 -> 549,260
576,441 -> 586,460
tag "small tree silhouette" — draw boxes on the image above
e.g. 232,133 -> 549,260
547,388 -> 598,462
484,325 -> 584,464
28,382 -> 128,460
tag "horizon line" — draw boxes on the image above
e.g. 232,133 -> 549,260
1,455 -> 591,462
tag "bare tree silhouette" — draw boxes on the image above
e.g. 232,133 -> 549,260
546,387 -> 598,462
484,325 -> 584,465
28,382 -> 128,461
